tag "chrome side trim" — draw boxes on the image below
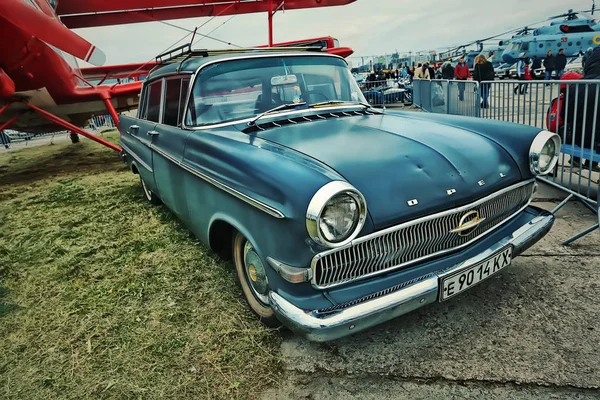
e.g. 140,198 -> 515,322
121,142 -> 153,173
311,179 -> 536,289
270,208 -> 554,342
150,145 -> 285,219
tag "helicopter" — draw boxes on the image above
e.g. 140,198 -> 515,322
434,3 -> 598,69
501,7 -> 600,64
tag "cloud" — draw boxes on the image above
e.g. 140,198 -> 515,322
73,0 -> 593,66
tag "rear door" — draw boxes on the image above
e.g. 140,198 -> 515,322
150,75 -> 192,218
120,79 -> 163,194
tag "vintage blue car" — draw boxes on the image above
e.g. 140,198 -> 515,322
119,47 -> 560,341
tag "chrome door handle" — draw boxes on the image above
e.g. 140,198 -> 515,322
130,124 -> 139,130
147,130 -> 160,136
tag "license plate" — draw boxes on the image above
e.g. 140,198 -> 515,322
440,247 -> 512,301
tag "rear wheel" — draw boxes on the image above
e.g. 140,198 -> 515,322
232,232 -> 279,326
140,176 -> 161,205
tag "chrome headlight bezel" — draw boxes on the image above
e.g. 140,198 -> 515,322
306,181 -> 367,248
529,130 -> 561,175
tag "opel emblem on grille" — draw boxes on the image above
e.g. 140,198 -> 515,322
450,210 -> 486,237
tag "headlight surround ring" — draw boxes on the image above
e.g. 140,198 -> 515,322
529,130 -> 561,175
306,181 -> 367,248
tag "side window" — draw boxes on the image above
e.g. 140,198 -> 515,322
162,78 -> 182,126
146,80 -> 163,123
179,78 -> 190,124
138,86 -> 147,119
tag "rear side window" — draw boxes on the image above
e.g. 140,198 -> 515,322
146,81 -> 163,123
161,78 -> 191,127
163,79 -> 182,126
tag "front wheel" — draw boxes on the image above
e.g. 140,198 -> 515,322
232,232 -> 279,326
140,176 -> 161,205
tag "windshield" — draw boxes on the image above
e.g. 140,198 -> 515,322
185,55 -> 367,127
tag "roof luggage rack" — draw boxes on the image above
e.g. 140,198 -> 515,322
155,44 -> 324,68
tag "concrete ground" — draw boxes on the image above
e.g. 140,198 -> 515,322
263,183 -> 600,399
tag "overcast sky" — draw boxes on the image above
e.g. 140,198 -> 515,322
74,0 -> 594,67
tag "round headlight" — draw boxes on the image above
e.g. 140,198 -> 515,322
529,131 -> 561,175
306,181 -> 367,248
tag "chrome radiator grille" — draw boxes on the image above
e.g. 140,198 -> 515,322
312,180 -> 535,289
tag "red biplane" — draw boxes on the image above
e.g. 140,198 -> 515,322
0,0 -> 355,151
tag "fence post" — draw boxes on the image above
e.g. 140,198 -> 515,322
474,82 -> 481,118
445,80 -> 450,114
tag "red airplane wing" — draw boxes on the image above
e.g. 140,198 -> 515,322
81,62 -> 157,81
0,0 -> 105,65
57,0 -> 356,29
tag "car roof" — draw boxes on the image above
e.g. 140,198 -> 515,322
147,50 -> 342,80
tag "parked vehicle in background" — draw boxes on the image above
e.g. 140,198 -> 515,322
5,130 -> 35,142
120,47 -> 558,341
495,63 -> 515,79
565,56 -> 584,74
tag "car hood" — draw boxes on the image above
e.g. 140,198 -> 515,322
256,113 -> 522,230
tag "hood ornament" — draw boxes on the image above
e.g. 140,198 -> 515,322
450,210 -> 486,237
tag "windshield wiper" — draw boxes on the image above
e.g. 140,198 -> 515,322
308,100 -> 382,113
248,102 -> 307,126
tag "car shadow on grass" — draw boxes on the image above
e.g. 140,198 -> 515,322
0,284 -> 20,318
0,132 -> 125,187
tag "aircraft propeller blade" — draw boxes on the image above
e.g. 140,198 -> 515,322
0,1 -> 105,66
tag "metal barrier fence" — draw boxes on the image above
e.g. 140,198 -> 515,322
1,114 -> 117,150
413,78 -> 600,244
88,114 -> 117,131
413,79 -> 480,116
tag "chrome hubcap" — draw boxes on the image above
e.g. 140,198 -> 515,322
243,241 -> 269,304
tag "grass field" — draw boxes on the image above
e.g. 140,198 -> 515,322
0,132 -> 281,399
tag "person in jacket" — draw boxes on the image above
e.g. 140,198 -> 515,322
543,50 -> 555,81
473,54 -> 495,108
414,64 -> 430,80
425,63 -> 436,80
582,47 -> 594,70
564,47 -> 600,171
555,48 -> 567,79
514,52 -> 529,94
454,57 -> 471,101
531,55 -> 542,71
441,60 -> 454,79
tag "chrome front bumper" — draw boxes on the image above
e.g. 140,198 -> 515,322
269,210 -> 554,342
